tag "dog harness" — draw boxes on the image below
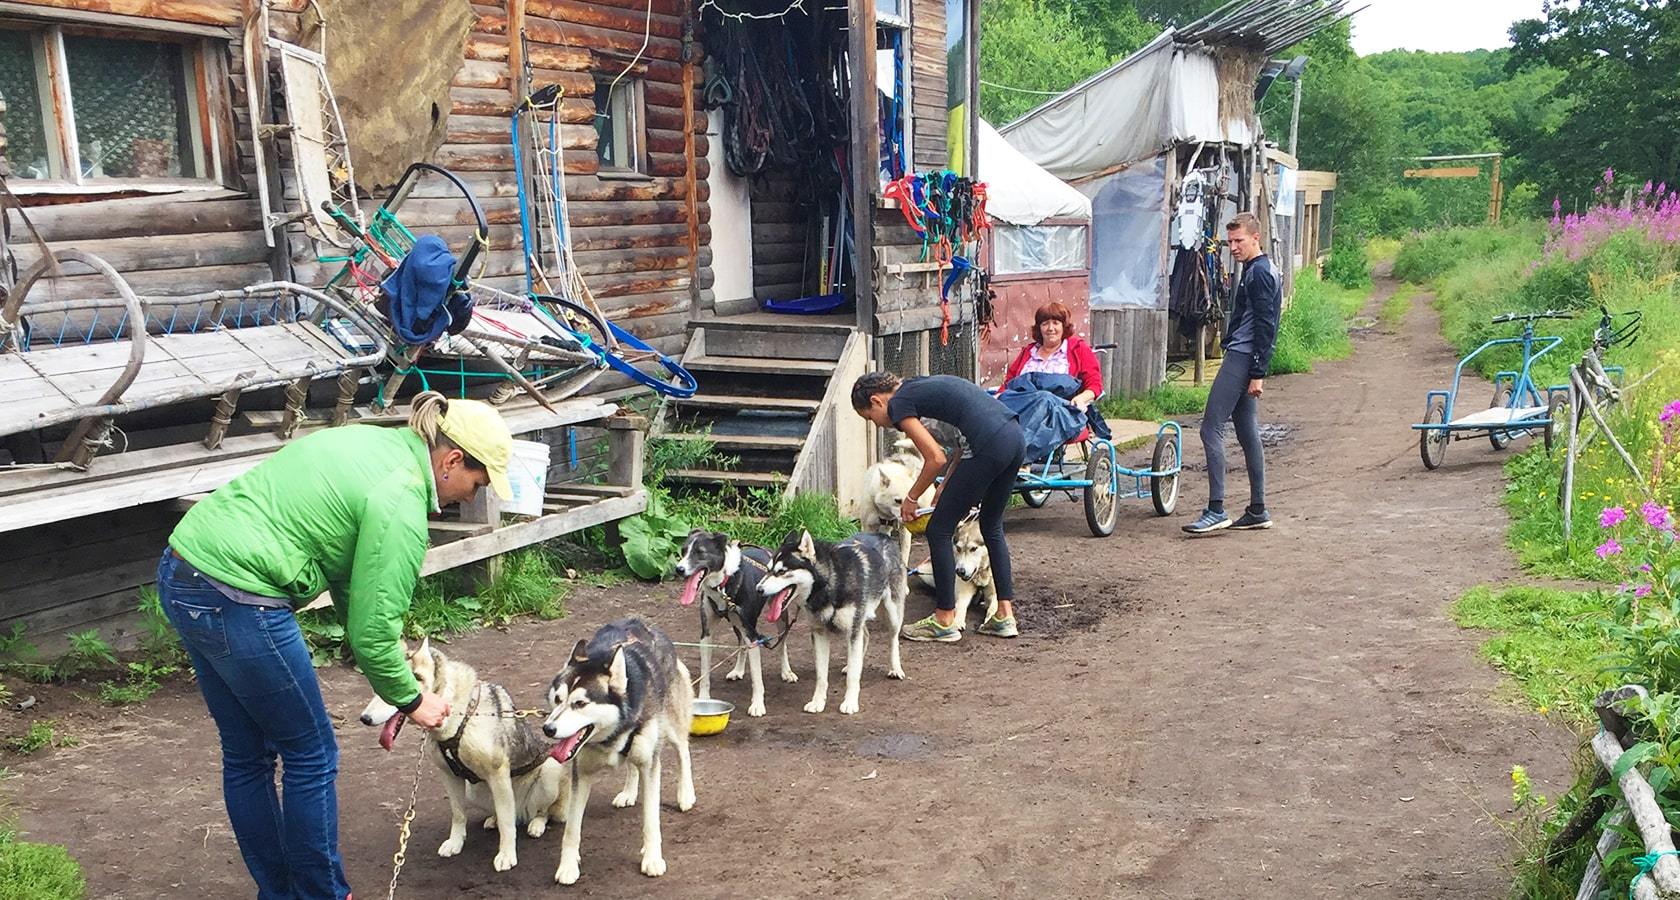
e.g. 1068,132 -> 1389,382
700,546 -> 799,650
431,684 -> 551,784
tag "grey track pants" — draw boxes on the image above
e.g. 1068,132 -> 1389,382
1200,350 -> 1265,512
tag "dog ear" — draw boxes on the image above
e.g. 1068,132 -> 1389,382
417,635 -> 431,659
798,529 -> 815,557
570,638 -> 589,664
607,646 -> 628,695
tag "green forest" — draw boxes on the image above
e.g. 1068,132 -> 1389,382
980,0 -> 1680,240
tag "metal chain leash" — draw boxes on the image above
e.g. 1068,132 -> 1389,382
387,737 -> 426,900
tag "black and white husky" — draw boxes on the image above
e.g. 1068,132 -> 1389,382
758,529 -> 907,715
359,639 -> 568,873
674,529 -> 799,717
542,618 -> 696,884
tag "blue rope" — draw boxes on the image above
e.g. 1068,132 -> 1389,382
1631,850 -> 1680,899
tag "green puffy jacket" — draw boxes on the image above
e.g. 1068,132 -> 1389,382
170,425 -> 436,708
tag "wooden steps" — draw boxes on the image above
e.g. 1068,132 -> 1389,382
665,468 -> 788,487
658,431 -> 806,451
683,355 -> 836,376
675,394 -> 821,414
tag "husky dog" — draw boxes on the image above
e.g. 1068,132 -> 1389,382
359,639 -> 567,872
860,438 -> 929,567
543,618 -> 696,884
910,512 -> 997,630
674,530 -> 799,717
758,529 -> 907,715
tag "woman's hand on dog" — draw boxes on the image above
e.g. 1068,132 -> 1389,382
411,691 -> 451,728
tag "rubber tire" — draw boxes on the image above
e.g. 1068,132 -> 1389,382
1489,385 -> 1513,450
1545,393 -> 1569,453
1150,434 -> 1179,516
1083,449 -> 1118,537
1021,489 -> 1051,508
1420,399 -> 1448,470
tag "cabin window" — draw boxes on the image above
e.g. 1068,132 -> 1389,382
0,21 -> 220,190
593,77 -> 645,175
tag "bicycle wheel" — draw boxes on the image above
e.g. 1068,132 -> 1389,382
1544,392 -> 1569,453
1150,432 -> 1180,516
1488,385 -> 1513,450
1083,448 -> 1118,537
1420,399 -> 1448,469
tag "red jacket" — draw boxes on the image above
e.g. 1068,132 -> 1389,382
1002,334 -> 1103,398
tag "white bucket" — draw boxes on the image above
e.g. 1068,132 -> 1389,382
503,439 -> 551,518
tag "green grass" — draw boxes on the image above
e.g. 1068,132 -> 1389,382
1097,382 -> 1210,422
1365,236 -> 1402,265
0,833 -> 84,900
1451,584 -> 1612,725
4,721 -> 73,756
1379,283 -> 1416,332
1392,221 -> 1544,285
1268,275 -> 1365,375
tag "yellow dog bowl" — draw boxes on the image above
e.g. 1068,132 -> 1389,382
691,699 -> 734,736
904,507 -> 935,535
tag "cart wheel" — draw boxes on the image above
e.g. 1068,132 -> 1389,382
1083,450 -> 1118,537
1150,433 -> 1179,516
1488,386 -> 1513,450
1022,489 -> 1051,508
1544,393 -> 1569,453
1420,399 -> 1448,470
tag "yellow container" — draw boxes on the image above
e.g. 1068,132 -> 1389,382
904,508 -> 933,535
690,699 -> 734,736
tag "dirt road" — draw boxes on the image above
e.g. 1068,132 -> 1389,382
7,273 -> 1575,898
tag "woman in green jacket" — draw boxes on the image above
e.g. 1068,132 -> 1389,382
159,391 -> 514,900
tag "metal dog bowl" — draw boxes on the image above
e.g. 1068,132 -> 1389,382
691,699 -> 734,736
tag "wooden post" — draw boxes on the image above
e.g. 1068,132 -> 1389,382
507,0 -> 526,106
849,0 -> 879,336
1489,154 -> 1503,224
458,481 -> 504,588
682,52 -> 699,309
604,412 -> 648,489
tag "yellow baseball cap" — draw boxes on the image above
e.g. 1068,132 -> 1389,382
437,398 -> 515,499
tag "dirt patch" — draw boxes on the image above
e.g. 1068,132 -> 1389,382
3,274 -> 1577,898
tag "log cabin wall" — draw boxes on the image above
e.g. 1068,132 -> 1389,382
268,0 -> 710,363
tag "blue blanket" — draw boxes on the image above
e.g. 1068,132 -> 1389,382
998,372 -> 1113,461
378,235 -> 475,345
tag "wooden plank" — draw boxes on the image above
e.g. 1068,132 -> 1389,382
418,490 -> 647,575
5,196 -> 257,243
12,231 -> 271,275
1402,166 -> 1482,179
0,0 -> 239,30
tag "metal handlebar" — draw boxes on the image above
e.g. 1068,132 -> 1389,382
1490,310 -> 1574,324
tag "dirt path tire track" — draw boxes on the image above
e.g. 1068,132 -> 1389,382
7,270 -> 1574,898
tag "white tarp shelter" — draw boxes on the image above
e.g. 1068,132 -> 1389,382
978,118 -> 1091,226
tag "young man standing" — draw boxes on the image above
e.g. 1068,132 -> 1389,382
1184,212 -> 1279,535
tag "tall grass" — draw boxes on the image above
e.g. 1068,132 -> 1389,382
1098,382 -> 1210,422
0,814 -> 84,900
1392,221 -> 1544,285
1268,275 -> 1363,375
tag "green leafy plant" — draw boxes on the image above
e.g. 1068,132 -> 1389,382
50,631 -> 116,683
0,824 -> 85,900
1323,238 -> 1371,290
98,661 -> 180,706
619,492 -> 693,581
5,722 -> 62,755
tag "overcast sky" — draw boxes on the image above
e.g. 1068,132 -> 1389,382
1348,0 -> 1550,55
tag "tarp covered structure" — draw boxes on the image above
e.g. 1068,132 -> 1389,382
977,118 -> 1090,226
998,32 -> 1257,185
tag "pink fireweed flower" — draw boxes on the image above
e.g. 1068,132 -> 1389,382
1661,400 -> 1680,424
1635,583 -> 1654,599
1641,563 -> 1655,572
1597,539 -> 1623,559
1642,502 -> 1672,531
1601,505 -> 1628,528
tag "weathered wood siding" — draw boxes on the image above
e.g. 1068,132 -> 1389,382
750,173 -> 811,303
908,0 -> 945,171
1091,306 -> 1169,397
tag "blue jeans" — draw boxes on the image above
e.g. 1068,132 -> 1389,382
158,550 -> 350,900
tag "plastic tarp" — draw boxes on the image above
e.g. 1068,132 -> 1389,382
998,31 -> 1256,182
992,224 -> 1088,274
1085,156 -> 1167,309
978,118 -> 1091,226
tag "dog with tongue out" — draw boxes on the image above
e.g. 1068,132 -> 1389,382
541,618 -> 696,885
673,529 -> 799,717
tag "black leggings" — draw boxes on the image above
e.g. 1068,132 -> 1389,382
925,420 -> 1025,612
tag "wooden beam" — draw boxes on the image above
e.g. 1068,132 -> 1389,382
508,0 -> 527,105
850,0 -> 878,336
1402,166 -> 1482,179
418,490 -> 648,576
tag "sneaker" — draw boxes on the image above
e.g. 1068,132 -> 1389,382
902,615 -> 962,642
977,615 -> 1019,638
1231,509 -> 1272,530
1181,508 -> 1231,535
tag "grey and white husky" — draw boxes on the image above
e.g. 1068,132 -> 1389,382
674,529 -> 799,717
359,639 -> 568,872
758,529 -> 907,715
542,618 -> 697,884
911,513 -> 998,629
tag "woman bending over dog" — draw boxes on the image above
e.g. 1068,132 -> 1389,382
852,372 -> 1025,642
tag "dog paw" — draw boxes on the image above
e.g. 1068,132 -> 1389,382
780,669 -> 800,683
438,836 -> 465,858
747,700 -> 766,717
527,818 -> 548,838
887,667 -> 906,680
803,698 -> 826,714
839,697 -> 860,715
494,850 -> 518,872
725,669 -> 745,682
641,854 -> 667,878
612,790 -> 638,809
678,789 -> 695,812
482,815 -> 498,830
556,859 -> 580,885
